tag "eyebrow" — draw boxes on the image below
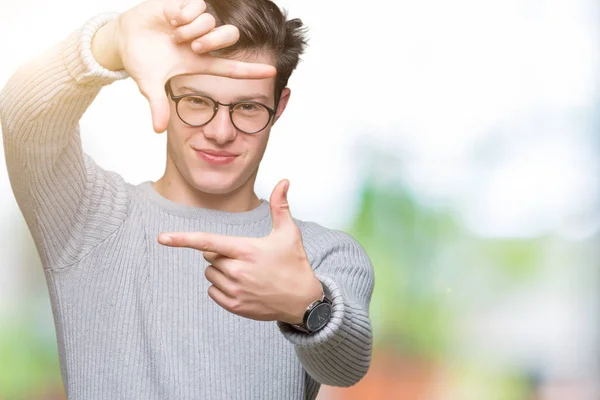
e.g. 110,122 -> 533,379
177,85 -> 270,103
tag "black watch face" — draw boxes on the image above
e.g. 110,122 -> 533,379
306,302 -> 332,332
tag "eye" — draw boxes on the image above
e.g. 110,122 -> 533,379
238,103 -> 261,112
183,96 -> 212,108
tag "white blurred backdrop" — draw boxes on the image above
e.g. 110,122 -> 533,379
1,0 -> 599,399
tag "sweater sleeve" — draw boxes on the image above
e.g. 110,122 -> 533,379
0,13 -> 130,270
277,227 -> 375,387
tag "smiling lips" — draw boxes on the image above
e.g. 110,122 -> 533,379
194,148 -> 238,165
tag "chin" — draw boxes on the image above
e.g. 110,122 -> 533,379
187,171 -> 241,195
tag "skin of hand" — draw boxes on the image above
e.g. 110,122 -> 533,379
157,179 -> 325,326
91,0 -> 277,133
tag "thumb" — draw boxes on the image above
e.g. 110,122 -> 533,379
139,79 -> 171,133
270,179 -> 294,232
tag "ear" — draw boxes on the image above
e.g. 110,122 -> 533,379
273,88 -> 291,125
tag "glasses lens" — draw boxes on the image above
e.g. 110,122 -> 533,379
177,95 -> 215,126
231,102 -> 271,134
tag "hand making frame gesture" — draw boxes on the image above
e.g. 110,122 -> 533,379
157,180 -> 324,325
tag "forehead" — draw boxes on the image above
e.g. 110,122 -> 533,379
170,51 -> 277,102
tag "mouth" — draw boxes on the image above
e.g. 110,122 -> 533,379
194,148 -> 239,165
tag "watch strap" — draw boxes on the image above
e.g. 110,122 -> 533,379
291,285 -> 333,334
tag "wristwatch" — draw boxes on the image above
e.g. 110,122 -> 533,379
291,283 -> 333,334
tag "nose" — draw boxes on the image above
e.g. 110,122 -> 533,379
202,105 -> 237,145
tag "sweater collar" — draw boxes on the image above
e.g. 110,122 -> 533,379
137,181 -> 271,223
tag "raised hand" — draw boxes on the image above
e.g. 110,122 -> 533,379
92,0 -> 276,133
157,180 -> 324,325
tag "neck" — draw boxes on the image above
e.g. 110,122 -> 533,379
152,170 -> 262,213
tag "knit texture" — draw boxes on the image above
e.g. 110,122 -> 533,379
0,13 -> 374,400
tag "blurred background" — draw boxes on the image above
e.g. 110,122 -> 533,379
1,0 -> 599,399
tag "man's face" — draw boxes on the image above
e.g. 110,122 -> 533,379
165,52 -> 290,196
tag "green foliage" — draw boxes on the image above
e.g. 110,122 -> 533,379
476,239 -> 545,281
347,178 -> 457,359
0,312 -> 63,399
346,174 -> 545,360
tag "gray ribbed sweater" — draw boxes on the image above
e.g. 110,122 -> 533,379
0,13 -> 374,400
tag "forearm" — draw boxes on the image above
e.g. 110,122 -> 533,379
0,13 -> 130,269
277,229 -> 375,387
278,275 -> 373,387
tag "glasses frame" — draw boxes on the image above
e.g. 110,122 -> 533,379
165,81 -> 278,135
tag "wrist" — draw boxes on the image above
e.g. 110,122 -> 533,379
282,276 -> 324,325
91,18 -> 124,71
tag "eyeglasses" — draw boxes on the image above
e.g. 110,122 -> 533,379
165,81 -> 277,135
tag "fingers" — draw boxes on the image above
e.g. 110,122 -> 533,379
158,232 -> 243,258
189,25 -> 239,53
205,265 -> 235,296
177,0 -> 207,26
138,79 -> 171,133
169,53 -> 276,81
203,251 -> 221,263
269,179 -> 294,231
199,56 -> 277,79
164,0 -> 206,27
207,284 -> 235,311
163,0 -> 275,80
171,8 -> 215,43
150,96 -> 170,133
163,0 -> 182,26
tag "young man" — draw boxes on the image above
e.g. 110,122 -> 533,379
0,0 -> 374,398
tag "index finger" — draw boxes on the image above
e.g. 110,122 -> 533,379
158,231 -> 244,258
199,56 -> 277,79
